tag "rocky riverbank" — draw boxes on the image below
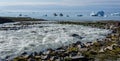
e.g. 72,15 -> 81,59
8,21 -> 120,61
0,17 -> 120,61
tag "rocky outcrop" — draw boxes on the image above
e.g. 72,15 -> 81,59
0,17 -> 14,24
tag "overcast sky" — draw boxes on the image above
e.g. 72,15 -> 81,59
0,0 -> 120,6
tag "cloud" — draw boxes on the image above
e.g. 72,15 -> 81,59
62,0 -> 120,6
0,0 -> 120,6
0,2 -> 59,6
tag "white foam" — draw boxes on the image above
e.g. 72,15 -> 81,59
0,22 -> 111,59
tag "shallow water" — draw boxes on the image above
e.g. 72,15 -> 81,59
0,22 -> 111,59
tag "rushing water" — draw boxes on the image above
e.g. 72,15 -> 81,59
0,22 -> 111,59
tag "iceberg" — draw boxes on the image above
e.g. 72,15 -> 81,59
90,11 -> 105,17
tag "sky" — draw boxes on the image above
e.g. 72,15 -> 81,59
0,0 -> 120,6
0,0 -> 120,11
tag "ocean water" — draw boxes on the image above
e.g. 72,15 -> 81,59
0,22 -> 111,59
0,10 -> 120,21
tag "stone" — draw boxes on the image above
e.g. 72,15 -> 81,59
71,34 -> 84,39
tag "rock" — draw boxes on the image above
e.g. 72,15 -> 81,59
71,34 -> 79,37
39,52 -> 43,55
33,52 -> 38,56
50,56 -> 55,61
5,56 -> 10,59
21,52 -> 27,56
41,55 -> 50,60
0,17 -> 14,24
0,41 -> 5,43
35,56 -> 41,59
31,31 -> 37,33
28,58 -> 36,61
76,41 -> 82,45
99,47 -> 104,53
71,34 -> 84,39
28,53 -> 34,58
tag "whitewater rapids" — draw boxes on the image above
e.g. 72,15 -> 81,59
0,22 -> 111,59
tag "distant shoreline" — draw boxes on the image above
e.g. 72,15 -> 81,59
0,17 -> 120,24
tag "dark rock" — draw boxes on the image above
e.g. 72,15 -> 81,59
71,34 -> 79,37
0,17 -> 14,24
28,53 -> 34,58
28,58 -> 36,61
21,52 -> 27,56
31,31 -> 37,33
0,41 -> 5,43
5,56 -> 10,59
39,52 -> 43,55
33,52 -> 38,56
76,41 -> 82,45
71,34 -> 84,39
71,52 -> 77,57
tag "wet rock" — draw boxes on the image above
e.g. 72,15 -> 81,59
76,41 -> 82,45
28,53 -> 34,58
45,31 -> 48,33
71,34 -> 84,39
0,17 -> 14,24
41,55 -> 50,60
21,52 -> 27,56
39,52 -> 43,55
33,52 -> 38,56
31,31 -> 37,33
28,58 -> 36,61
0,41 -> 5,43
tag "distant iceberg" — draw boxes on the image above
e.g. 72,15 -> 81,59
111,13 -> 120,16
90,11 -> 105,17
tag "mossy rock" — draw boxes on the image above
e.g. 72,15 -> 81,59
64,58 -> 72,61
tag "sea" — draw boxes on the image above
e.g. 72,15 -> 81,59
0,9 -> 120,21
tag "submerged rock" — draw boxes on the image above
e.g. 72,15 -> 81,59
71,34 -> 84,39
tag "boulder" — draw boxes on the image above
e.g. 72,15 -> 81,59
71,34 -> 84,39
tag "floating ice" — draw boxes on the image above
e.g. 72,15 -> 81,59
0,22 -> 111,59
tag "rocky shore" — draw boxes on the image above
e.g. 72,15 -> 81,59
0,17 -> 120,61
0,17 -> 46,24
